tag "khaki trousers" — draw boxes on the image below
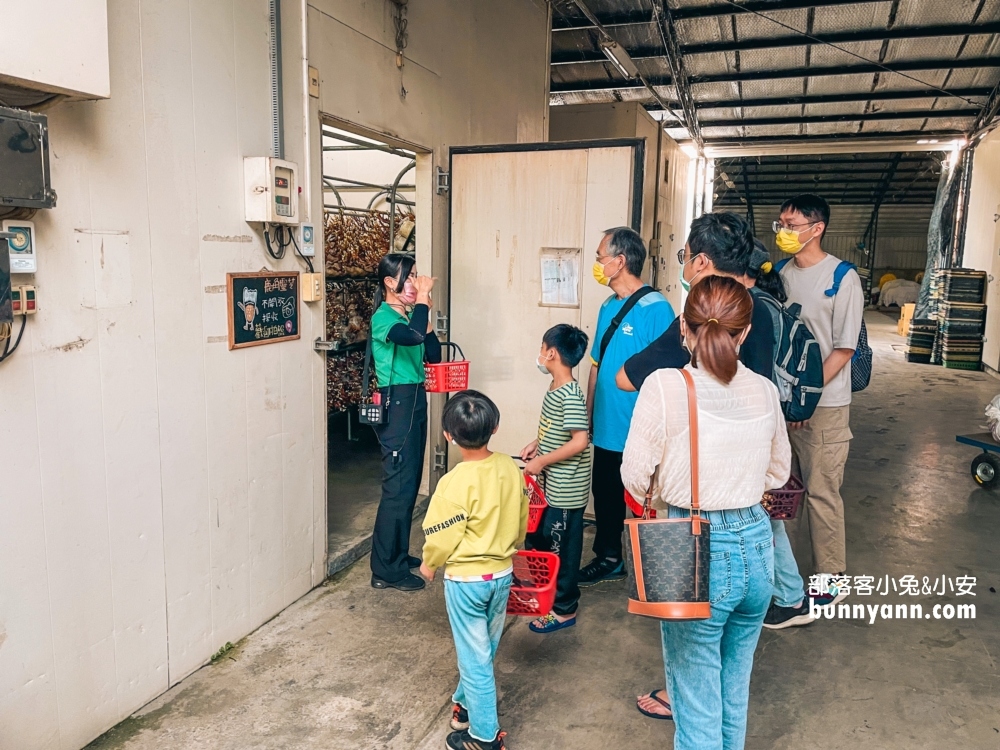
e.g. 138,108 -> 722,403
788,405 -> 851,575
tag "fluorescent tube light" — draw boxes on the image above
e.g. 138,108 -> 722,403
599,39 -> 639,79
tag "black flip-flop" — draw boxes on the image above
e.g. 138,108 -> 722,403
636,689 -> 673,721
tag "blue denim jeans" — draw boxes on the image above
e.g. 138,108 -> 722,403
660,505 -> 773,750
444,574 -> 512,742
770,519 -> 805,608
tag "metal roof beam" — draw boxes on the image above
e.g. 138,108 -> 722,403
685,22 -> 1000,56
650,1 -> 703,149
647,88 -> 991,112
550,57 -> 997,92
701,129 -> 964,145
702,108 -> 978,128
551,1 -> 886,30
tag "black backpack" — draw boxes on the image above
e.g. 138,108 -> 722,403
752,287 -> 824,422
775,258 -> 872,393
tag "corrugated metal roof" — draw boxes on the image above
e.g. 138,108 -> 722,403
549,0 -> 1000,150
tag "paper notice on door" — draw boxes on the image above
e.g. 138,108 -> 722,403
540,248 -> 581,308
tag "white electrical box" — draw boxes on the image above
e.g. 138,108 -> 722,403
299,223 -> 315,256
4,219 -> 36,273
244,157 -> 299,224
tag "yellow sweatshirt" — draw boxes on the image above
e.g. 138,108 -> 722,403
421,453 -> 529,577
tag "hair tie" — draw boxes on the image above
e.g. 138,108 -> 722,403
707,318 -> 719,324
760,261 -> 773,274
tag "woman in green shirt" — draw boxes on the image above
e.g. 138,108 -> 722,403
368,253 -> 441,591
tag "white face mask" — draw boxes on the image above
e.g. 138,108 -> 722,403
536,355 -> 550,374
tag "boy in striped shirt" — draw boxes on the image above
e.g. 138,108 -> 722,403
520,324 -> 593,633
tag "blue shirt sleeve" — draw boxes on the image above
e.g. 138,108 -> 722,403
640,298 -> 675,345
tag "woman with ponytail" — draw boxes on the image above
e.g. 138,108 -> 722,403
621,275 -> 791,750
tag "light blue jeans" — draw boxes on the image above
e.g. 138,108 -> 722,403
771,519 -> 805,608
444,574 -> 512,742
660,505 -> 773,750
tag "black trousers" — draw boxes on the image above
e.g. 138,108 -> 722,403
591,446 -> 626,561
370,384 -> 428,582
526,506 -> 585,616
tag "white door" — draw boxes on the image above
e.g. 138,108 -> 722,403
449,144 -> 638,457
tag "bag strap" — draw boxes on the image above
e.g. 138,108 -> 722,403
825,260 -> 856,298
599,286 -> 655,362
679,368 -> 703,535
775,258 -> 791,274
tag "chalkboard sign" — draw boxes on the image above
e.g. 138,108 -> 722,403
227,271 -> 300,350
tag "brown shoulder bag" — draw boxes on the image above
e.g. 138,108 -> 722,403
624,368 -> 711,620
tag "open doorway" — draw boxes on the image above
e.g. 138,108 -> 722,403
321,120 -> 421,568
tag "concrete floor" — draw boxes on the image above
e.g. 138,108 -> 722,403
87,312 -> 1000,750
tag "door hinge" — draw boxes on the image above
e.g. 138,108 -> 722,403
433,446 -> 448,472
436,166 -> 450,195
434,311 -> 449,337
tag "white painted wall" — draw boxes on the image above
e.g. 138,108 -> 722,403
962,132 -> 1000,369
0,0 -> 110,98
0,0 -> 550,748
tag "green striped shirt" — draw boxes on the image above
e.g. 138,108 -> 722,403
537,381 -> 592,509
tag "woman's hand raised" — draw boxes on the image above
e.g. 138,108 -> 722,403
414,275 -> 436,305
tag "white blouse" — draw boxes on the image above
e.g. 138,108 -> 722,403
621,363 -> 791,512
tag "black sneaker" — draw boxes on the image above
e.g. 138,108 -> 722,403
578,557 -> 626,587
406,555 -> 422,569
762,600 -> 816,630
450,703 -> 469,731
445,729 -> 506,750
371,573 -> 425,591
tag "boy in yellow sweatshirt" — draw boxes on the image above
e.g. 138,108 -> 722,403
419,390 -> 528,750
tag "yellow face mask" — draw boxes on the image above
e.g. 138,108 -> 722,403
592,258 -> 621,286
775,225 -> 817,255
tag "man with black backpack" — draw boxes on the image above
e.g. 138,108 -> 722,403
774,194 -> 866,611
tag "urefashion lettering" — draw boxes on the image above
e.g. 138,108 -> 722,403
424,513 -> 466,535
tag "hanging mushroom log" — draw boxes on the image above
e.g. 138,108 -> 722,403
324,210 -> 417,277
326,278 -> 379,345
327,349 -> 375,413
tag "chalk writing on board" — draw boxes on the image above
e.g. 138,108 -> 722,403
227,271 -> 300,350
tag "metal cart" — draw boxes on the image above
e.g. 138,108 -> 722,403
956,433 -> 1000,489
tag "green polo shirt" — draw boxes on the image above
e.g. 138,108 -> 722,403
370,302 -> 426,387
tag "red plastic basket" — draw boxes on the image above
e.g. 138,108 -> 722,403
525,473 -> 548,533
424,342 -> 469,393
762,475 -> 806,520
506,550 -> 560,616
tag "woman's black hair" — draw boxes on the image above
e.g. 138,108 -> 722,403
746,239 -> 787,303
442,390 -> 500,449
375,253 -> 416,305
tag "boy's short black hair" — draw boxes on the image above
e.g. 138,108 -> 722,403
780,194 -> 831,237
687,212 -> 754,276
542,324 -> 589,368
442,390 -> 500,449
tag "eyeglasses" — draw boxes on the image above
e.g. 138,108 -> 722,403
772,220 -> 817,233
677,248 -> 703,265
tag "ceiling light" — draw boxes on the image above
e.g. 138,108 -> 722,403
599,39 -> 639,79
917,139 -> 929,144
928,139 -> 939,144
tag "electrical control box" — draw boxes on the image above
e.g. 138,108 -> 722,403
299,223 -> 315,256
4,220 -> 36,273
244,157 -> 299,225
301,272 -> 323,302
